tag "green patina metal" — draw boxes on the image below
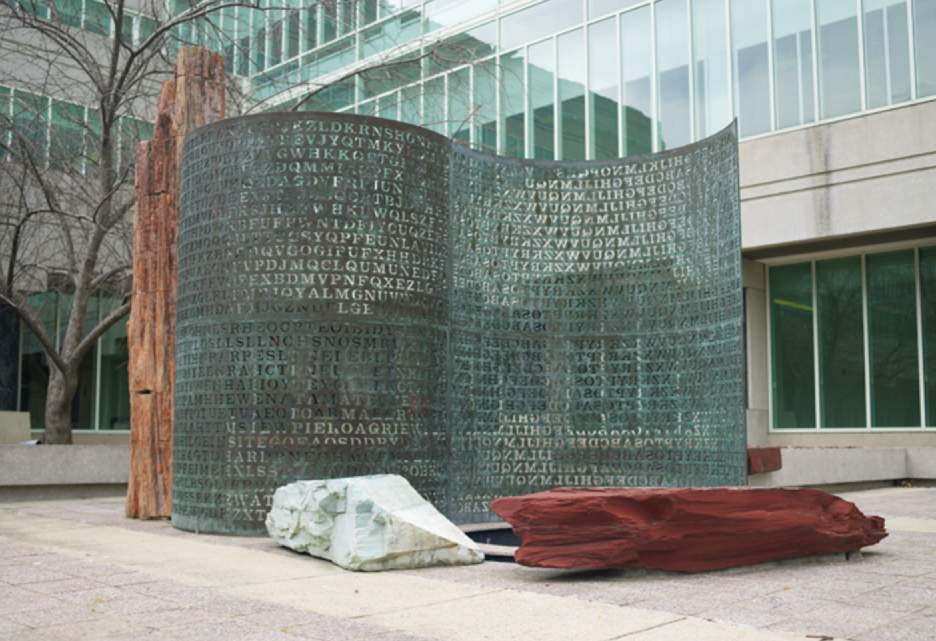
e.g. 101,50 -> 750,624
172,112 -> 744,535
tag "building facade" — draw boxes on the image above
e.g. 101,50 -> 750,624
0,0 -> 157,436
5,0 -> 936,475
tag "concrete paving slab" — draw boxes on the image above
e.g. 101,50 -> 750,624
361,589 -> 681,641
4,615 -> 154,641
885,517 -> 936,533
766,602 -> 917,640
628,618 -> 843,640
229,573 -> 499,618
0,489 -> 935,641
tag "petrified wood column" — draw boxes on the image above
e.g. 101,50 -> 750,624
126,48 -> 225,519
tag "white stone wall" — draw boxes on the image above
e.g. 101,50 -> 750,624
739,98 -> 936,251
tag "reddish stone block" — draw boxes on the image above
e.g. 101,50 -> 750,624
491,487 -> 887,573
747,447 -> 783,474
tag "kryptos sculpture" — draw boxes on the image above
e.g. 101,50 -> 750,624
173,113 -> 745,535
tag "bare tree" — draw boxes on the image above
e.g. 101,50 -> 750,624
0,0 -> 495,444
0,0 -> 265,443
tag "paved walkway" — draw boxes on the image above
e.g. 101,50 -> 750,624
0,487 -> 935,641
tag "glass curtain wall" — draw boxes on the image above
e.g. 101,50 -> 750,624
589,18 -> 619,159
920,247 -> 936,426
214,0 -> 936,161
863,0 -> 911,109
18,293 -> 130,432
770,247 -> 936,430
620,6 -> 653,155
731,0 -> 771,137
769,263 -> 816,429
500,49 -> 525,157
557,28 -> 586,160
528,38 -> 555,159
915,0 -> 936,97
773,0 -> 816,129
692,0 -> 730,138
655,0 -> 690,149
816,0 -> 862,118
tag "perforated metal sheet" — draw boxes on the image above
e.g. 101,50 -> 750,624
173,112 -> 744,535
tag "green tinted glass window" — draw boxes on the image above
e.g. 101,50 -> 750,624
620,6 -> 652,155
357,99 -> 376,116
500,49 -> 525,158
399,85 -> 420,125
557,28 -> 585,160
304,3 -> 317,52
120,14 -> 135,42
773,0 -> 815,129
589,17 -> 619,160
322,1 -> 337,42
447,67 -> 470,143
501,0 -> 582,51
139,16 -> 157,43
98,297 -> 130,430
867,250 -> 920,427
528,38 -> 555,160
473,58 -> 497,153
53,0 -> 81,27
693,0 -> 730,138
0,86 -> 9,159
359,56 -> 418,100
13,91 -> 49,165
816,257 -> 866,427
300,77 -> 353,111
377,92 -> 398,120
656,0 -> 690,149
770,263 -> 816,428
362,0 -> 377,25
863,0 -> 911,108
269,18 -> 283,67
817,0 -> 862,118
914,0 -> 936,97
50,100 -> 84,172
426,25 -> 494,76
85,108 -> 101,169
423,76 -> 445,134
287,10 -> 300,58
731,0 -> 771,137
918,247 -> 936,425
85,0 -> 111,35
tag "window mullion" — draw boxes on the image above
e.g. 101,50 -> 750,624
93,293 -> 102,431
766,0 -> 776,131
809,0 -> 820,127
856,0 -> 867,111
687,0 -> 696,142
524,44 -> 531,158
616,13 -> 623,157
907,0 -> 917,100
766,267 -> 775,429
812,260 -> 820,429
650,0 -> 658,152
915,247 -> 926,428
861,253 -> 871,429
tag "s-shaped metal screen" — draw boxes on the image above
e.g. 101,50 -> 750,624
173,112 -> 744,535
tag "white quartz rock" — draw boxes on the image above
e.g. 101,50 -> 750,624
265,475 -> 484,571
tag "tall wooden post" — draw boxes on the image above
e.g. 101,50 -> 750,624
126,48 -> 225,519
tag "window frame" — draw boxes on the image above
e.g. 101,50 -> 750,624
766,239 -> 936,432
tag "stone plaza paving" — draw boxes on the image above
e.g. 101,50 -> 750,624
0,486 -> 935,641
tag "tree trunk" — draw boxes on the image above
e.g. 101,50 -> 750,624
44,367 -> 76,444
